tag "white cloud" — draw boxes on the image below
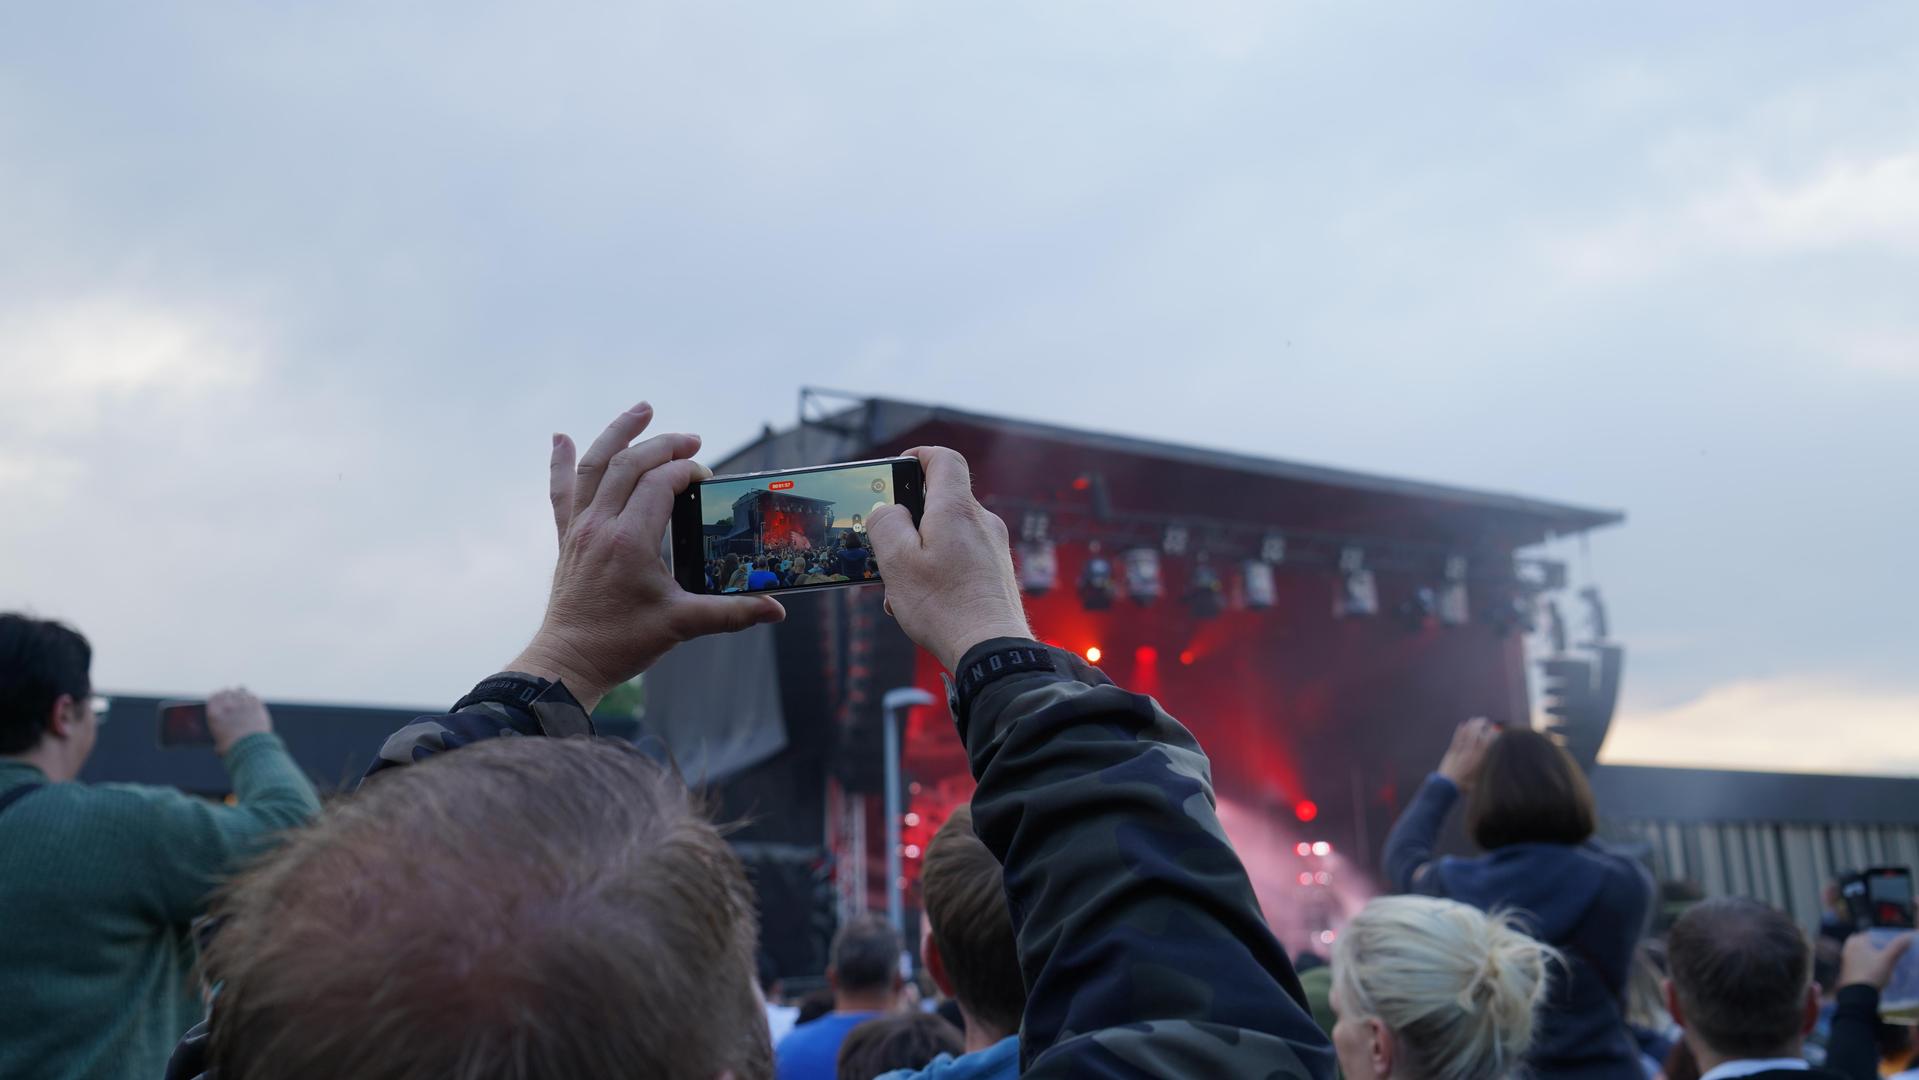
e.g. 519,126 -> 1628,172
0,296 -> 262,437
1602,677 -> 1919,777
1545,151 -> 1919,285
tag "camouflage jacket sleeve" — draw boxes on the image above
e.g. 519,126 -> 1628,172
363,673 -> 662,782
957,638 -> 1336,1080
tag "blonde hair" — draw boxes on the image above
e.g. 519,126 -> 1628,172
1333,896 -> 1558,1080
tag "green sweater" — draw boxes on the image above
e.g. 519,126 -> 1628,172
0,733 -> 321,1080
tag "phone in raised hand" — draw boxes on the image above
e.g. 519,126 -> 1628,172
671,457 -> 924,597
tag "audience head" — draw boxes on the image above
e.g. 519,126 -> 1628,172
0,613 -> 98,775
918,805 -> 1026,1042
835,1013 -> 963,1080
1665,897 -> 1817,1065
1465,728 -> 1596,850
829,914 -> 904,1007
203,737 -> 771,1080
1331,895 -> 1556,1080
796,987 -> 836,1026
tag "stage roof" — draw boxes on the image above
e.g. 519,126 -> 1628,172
727,394 -> 1623,549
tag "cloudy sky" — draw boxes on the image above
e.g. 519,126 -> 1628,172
2,3 -> 1914,775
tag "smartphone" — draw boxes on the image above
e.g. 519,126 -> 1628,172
672,457 -> 923,597
1843,867 -> 1916,931
156,701 -> 214,748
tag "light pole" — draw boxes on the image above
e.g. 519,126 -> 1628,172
881,687 -> 936,934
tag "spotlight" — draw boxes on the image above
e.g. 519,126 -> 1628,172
1334,547 -> 1377,618
1123,548 -> 1162,606
1178,649 -> 1196,666
1397,587 -> 1437,631
1017,540 -> 1058,596
1295,842 -> 1312,857
1311,841 -> 1332,857
1439,555 -> 1470,626
1078,543 -> 1116,611
1298,872 -> 1314,886
1294,799 -> 1319,823
1084,645 -> 1103,664
1162,524 -> 1189,556
1185,558 -> 1224,618
1134,645 -> 1158,665
1260,533 -> 1288,564
1242,559 -> 1277,610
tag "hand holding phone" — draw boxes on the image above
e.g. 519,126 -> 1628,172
156,688 -> 274,753
860,446 -> 1032,672
510,404 -> 785,712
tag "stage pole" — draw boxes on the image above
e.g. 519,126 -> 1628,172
881,688 -> 936,935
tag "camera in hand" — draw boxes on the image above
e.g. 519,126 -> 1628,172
672,457 -> 923,598
155,702 -> 214,748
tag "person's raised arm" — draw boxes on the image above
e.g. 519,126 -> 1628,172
366,402 -> 785,779
135,688 -> 321,924
866,447 -> 1333,1080
1827,931 -> 1915,1080
1381,717 -> 1497,895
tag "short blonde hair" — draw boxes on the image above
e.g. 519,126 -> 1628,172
1333,896 -> 1558,1080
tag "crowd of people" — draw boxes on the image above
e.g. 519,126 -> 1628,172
1,399 -> 1913,1080
706,529 -> 880,593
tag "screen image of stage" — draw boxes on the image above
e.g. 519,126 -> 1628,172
696,463 -> 895,592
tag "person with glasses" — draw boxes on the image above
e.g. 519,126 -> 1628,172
0,613 -> 321,1080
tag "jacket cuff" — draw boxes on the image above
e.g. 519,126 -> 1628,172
1834,982 -> 1880,1016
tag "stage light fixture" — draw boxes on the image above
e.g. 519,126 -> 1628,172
1298,872 -> 1314,886
1311,841 -> 1332,857
1162,524 -> 1189,556
1134,645 -> 1158,665
1439,554 -> 1470,626
1397,586 -> 1438,632
1078,543 -> 1116,610
1260,533 -> 1288,564
1334,547 -> 1378,618
1084,645 -> 1103,664
1295,842 -> 1312,857
1294,799 -> 1319,823
1178,649 -> 1196,666
1123,548 -> 1162,606
1185,558 -> 1224,618
1017,540 -> 1058,596
1242,559 -> 1277,610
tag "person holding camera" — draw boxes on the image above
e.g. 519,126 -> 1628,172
170,401 -> 1334,1080
1382,717 -> 1654,1080
0,629 -> 320,1080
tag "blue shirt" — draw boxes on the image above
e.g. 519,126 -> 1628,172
776,1011 -> 879,1080
747,569 -> 780,590
838,547 -> 869,578
876,1035 -> 1019,1080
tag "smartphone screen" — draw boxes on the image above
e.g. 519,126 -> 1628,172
672,457 -> 923,597
1865,868 -> 1916,929
156,701 -> 214,748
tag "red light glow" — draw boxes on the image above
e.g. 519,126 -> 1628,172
1294,799 -> 1319,823
1084,646 -> 1102,663
1178,649 -> 1196,666
1135,645 -> 1158,664
1295,842 -> 1312,857
1072,476 -> 1091,491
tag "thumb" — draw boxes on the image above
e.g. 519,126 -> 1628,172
674,595 -> 787,639
865,503 -> 920,561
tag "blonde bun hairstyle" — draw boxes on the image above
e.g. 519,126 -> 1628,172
1333,895 -> 1559,1080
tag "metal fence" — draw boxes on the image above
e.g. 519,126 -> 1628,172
1603,818 -> 1919,929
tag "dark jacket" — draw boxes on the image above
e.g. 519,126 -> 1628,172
172,646 -> 1335,1080
1382,773 -> 1654,1080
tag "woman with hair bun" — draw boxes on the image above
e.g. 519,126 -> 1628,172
1332,895 -> 1558,1080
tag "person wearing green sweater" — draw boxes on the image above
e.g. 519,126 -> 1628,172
0,613 -> 322,1080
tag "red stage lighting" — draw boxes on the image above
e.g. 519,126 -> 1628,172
1084,646 -> 1102,663
1294,799 -> 1319,823
1135,645 -> 1158,664
1071,475 -> 1091,491
1178,649 -> 1195,666
1295,842 -> 1312,857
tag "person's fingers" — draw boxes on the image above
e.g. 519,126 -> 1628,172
550,433 -> 577,548
672,594 -> 786,639
573,402 -> 655,514
865,502 -> 921,561
594,432 -> 701,517
623,457 -> 711,542
902,446 -> 975,512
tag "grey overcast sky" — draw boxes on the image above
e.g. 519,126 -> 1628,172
2,3 -> 1914,774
